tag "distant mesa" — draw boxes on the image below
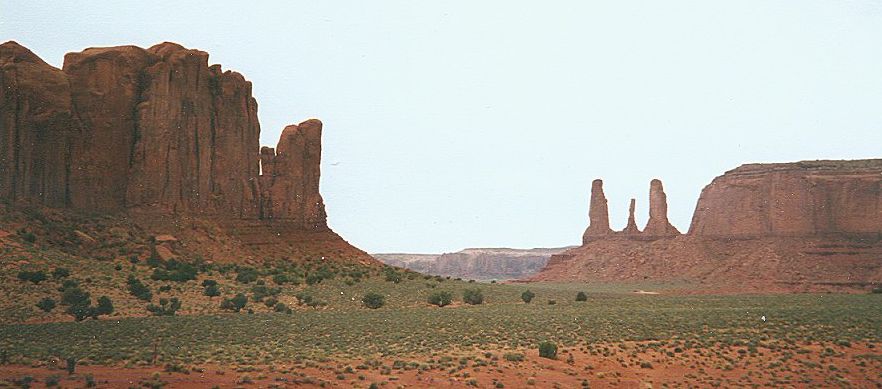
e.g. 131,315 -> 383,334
0,41 -> 372,264
373,247 -> 574,281
537,160 -> 882,292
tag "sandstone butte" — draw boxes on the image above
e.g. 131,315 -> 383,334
0,41 -> 373,264
534,160 -> 882,293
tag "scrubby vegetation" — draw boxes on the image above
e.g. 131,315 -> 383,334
463,288 -> 484,305
520,290 -> 535,303
428,291 -> 453,307
147,298 -> 181,316
538,341 -> 558,359
361,292 -> 385,309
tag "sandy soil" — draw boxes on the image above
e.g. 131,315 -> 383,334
1,341 -> 879,388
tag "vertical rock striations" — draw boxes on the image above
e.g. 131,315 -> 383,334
582,179 -> 613,243
642,179 -> 680,237
0,41 -> 332,232
0,42 -> 76,207
258,119 -> 328,230
689,160 -> 882,238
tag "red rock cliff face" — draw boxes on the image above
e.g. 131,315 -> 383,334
258,119 -> 327,230
0,41 -> 332,232
0,42 -> 77,207
689,160 -> 882,238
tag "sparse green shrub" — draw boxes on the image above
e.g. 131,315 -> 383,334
362,292 -> 385,309
18,229 -> 36,243
150,260 -> 197,282
872,286 -> 882,294
84,374 -> 95,387
58,279 -> 78,292
538,341 -> 558,359
384,268 -> 403,283
428,291 -> 453,307
221,293 -> 248,312
36,298 -> 56,312
251,284 -> 281,302
503,353 -> 525,362
235,267 -> 259,284
61,285 -> 95,321
203,283 -> 221,298
295,292 -> 325,308
521,290 -> 535,303
51,268 -> 70,279
463,288 -> 484,305
95,296 -> 114,316
575,291 -> 588,301
17,270 -> 47,284
147,297 -> 181,316
66,357 -> 77,375
272,273 -> 289,284
274,302 -> 292,314
263,297 -> 278,308
126,275 -> 152,301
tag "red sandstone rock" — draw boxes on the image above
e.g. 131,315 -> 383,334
0,42 -> 369,263
582,179 -> 613,243
642,179 -> 680,237
258,119 -> 328,230
689,160 -> 882,238
621,198 -> 640,234
0,41 -> 77,207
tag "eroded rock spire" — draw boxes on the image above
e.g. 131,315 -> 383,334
582,179 -> 613,243
643,179 -> 680,237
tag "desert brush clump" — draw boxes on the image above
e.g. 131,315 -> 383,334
362,292 -> 385,309
221,293 -> 249,312
428,291 -> 453,307
126,275 -> 152,301
147,298 -> 181,316
462,288 -> 484,305
521,290 -> 535,303
539,341 -> 558,359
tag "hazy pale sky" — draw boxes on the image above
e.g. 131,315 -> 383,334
3,1 -> 882,254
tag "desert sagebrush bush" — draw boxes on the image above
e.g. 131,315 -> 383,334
575,292 -> 588,301
126,275 -> 152,301
463,288 -> 484,305
428,291 -> 453,307
539,341 -> 558,359
521,290 -> 535,303
362,292 -> 385,309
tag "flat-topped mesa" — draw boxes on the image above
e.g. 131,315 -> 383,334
582,179 -> 613,243
621,198 -> 641,235
642,179 -> 681,237
690,159 -> 882,238
0,41 -> 328,230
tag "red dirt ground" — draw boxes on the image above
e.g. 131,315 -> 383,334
1,341 -> 879,388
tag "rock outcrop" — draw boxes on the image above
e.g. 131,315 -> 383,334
534,160 -> 882,292
690,160 -> 882,238
0,41 -> 372,264
621,198 -> 641,235
258,119 -> 327,229
582,179 -> 612,243
642,179 -> 680,237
